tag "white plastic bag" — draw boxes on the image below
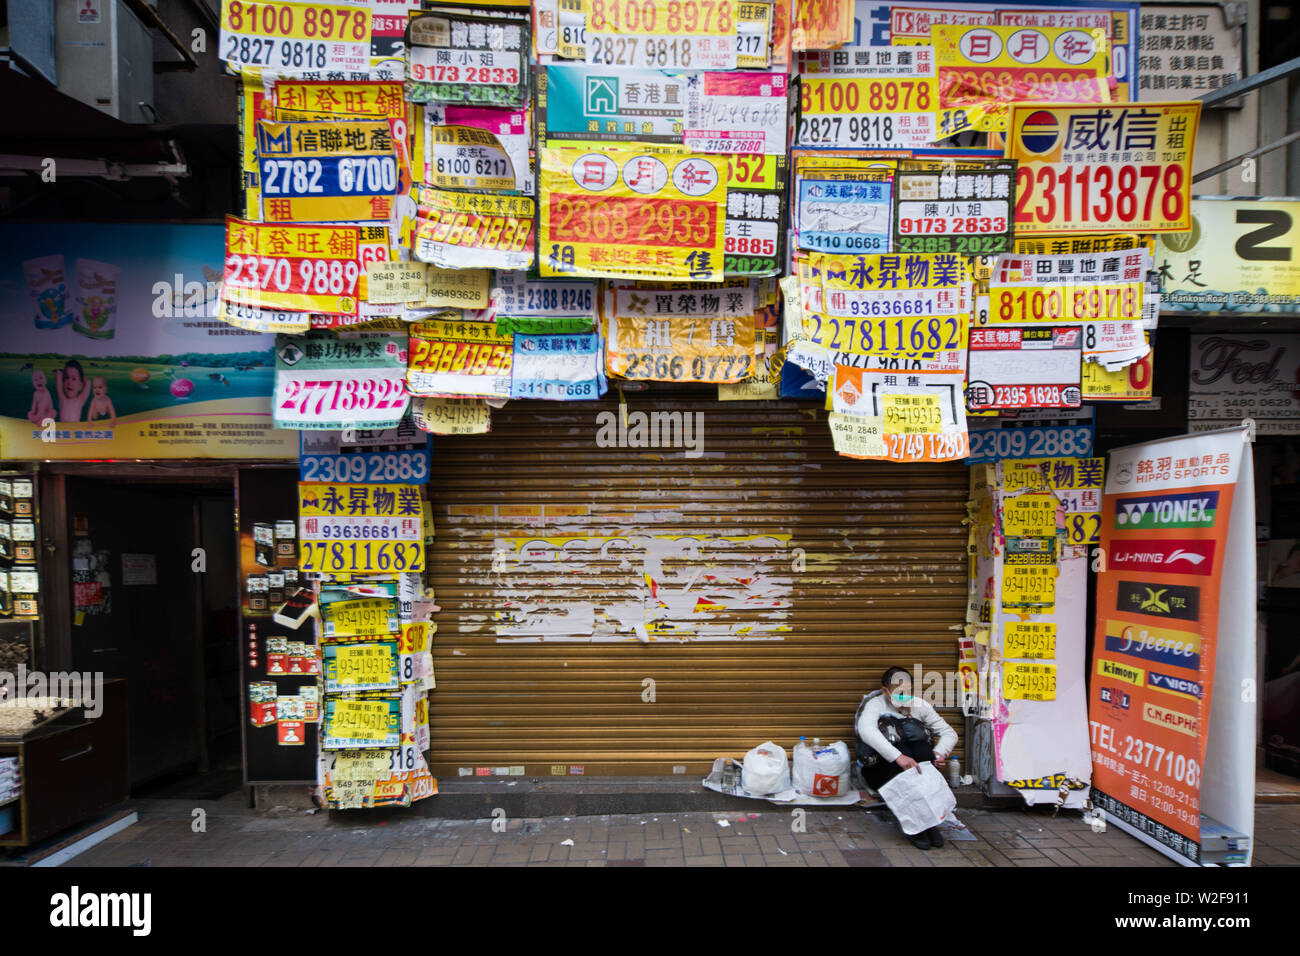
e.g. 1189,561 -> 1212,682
792,740 -> 851,797
877,762 -> 957,835
741,741 -> 790,795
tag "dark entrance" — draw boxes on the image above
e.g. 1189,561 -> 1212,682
61,476 -> 240,794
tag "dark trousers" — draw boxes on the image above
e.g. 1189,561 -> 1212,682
861,733 -> 936,792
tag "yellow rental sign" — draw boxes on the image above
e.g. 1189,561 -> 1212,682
1006,101 -> 1201,235
539,144 -> 727,281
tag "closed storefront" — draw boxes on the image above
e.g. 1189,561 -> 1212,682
426,395 -> 968,776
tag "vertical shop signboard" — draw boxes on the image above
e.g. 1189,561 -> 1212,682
1088,428 -> 1255,864
991,457 -> 1101,807
237,468 -> 319,784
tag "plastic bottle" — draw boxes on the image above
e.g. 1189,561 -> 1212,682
813,737 -> 821,751
948,756 -> 962,787
798,736 -> 807,752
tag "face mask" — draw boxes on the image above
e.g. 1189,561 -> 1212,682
890,693 -> 913,706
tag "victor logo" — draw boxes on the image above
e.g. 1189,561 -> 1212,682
1114,491 -> 1218,530
1147,670 -> 1203,699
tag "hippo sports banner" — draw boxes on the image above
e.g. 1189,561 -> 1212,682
1088,427 -> 1255,865
0,224 -> 296,459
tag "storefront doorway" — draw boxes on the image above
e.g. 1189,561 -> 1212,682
1262,439 -> 1300,782
55,474 -> 241,794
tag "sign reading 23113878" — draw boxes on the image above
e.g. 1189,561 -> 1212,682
1005,102 -> 1201,235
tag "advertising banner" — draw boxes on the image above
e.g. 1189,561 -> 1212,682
798,62 -> 939,150
1188,333 -> 1300,436
272,330 -> 410,430
223,217 -> 362,315
1005,101 -> 1201,235
219,0 -> 372,74
413,188 -> 536,271
540,65 -> 789,156
0,223 -> 297,460
406,10 -> 531,108
965,408 -> 1095,465
1158,199 -> 1300,314
511,332 -> 607,400
255,119 -> 400,224
933,23 -> 1111,136
539,143 -> 727,280
407,320 -> 515,399
963,456 -> 1103,806
891,159 -> 1017,255
966,326 -> 1083,411
1088,429 -> 1255,864
605,286 -> 760,383
828,366 -> 969,461
1082,336 -> 1154,402
298,481 -> 426,575
556,0 -> 773,70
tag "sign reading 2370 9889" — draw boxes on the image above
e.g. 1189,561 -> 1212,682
539,143 -> 727,281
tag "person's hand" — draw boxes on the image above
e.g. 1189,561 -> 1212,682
934,754 -> 946,768
896,755 -> 920,773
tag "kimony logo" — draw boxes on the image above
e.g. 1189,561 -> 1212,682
1108,539 -> 1215,576
1115,491 -> 1219,530
1104,621 -> 1202,670
1116,580 -> 1200,622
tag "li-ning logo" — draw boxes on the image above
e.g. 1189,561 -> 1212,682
1108,540 -> 1215,576
1115,492 -> 1218,530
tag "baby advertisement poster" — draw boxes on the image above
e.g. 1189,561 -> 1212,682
0,224 -> 296,459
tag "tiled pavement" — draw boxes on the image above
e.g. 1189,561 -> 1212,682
48,797 -> 1300,867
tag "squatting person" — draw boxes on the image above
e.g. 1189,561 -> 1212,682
856,665 -> 959,850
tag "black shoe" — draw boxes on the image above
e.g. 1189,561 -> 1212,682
907,832 -> 931,850
928,828 -> 944,848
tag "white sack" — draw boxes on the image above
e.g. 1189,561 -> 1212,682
877,762 -> 957,835
792,740 -> 851,797
741,741 -> 791,796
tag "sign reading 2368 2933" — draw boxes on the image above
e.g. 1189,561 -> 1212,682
539,143 -> 727,281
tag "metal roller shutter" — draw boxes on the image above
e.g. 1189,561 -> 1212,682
425,393 -> 968,776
